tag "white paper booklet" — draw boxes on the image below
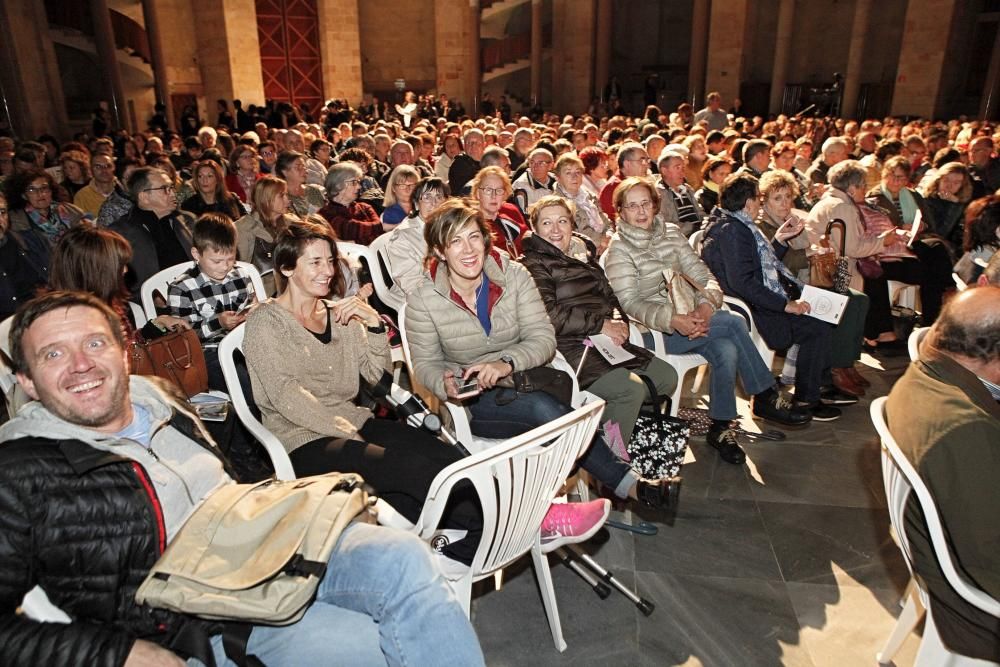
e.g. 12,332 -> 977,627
587,334 -> 636,365
799,284 -> 849,325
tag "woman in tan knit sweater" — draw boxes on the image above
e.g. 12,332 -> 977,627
242,218 -> 480,564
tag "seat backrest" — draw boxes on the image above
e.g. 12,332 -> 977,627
127,301 -> 148,329
688,229 -> 706,254
413,400 -> 605,578
141,261 -> 267,321
0,314 -> 13,360
907,326 -> 928,362
338,241 -> 402,311
218,325 -> 296,480
870,397 -> 1000,618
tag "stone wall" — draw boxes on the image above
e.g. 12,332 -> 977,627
358,0 -> 437,97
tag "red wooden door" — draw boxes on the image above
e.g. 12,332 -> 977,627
256,0 -> 323,111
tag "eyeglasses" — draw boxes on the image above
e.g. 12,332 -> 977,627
625,157 -> 651,164
344,179 -> 360,187
478,186 -> 505,197
529,160 -> 553,167
144,184 -> 176,194
25,185 -> 52,195
419,192 -> 445,203
623,200 -> 654,212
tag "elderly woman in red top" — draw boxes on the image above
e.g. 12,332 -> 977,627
319,162 -> 383,245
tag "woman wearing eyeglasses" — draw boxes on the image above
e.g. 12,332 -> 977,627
605,177 -> 810,466
4,168 -> 86,249
470,166 -> 528,258
380,165 -> 420,232
225,145 -> 263,205
383,176 -> 448,299
318,161 -> 383,245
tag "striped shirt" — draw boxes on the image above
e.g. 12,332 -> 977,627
167,265 -> 255,342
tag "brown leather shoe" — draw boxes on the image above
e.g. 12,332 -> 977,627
846,366 -> 871,388
832,368 -> 865,397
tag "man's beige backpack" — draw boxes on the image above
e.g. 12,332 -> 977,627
136,472 -> 371,625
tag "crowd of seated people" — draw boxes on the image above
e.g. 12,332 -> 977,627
2,88 -> 1000,664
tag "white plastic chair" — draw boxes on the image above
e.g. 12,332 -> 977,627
216,325 -> 412,528
688,228 -> 706,253
889,280 -> 920,313
0,314 -> 12,359
908,327 -> 929,362
140,261 -> 267,321
217,324 -> 296,481
338,242 -> 406,379
338,241 -> 404,313
871,397 -> 1000,666
410,400 -> 606,652
364,234 -> 407,312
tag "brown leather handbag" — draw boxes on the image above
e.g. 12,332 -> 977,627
130,328 -> 208,398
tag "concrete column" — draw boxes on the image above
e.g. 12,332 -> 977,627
768,0 -> 795,115
552,0 -> 596,114
91,0 -> 131,132
192,0 -> 265,115
530,0 -> 543,106
840,0 -> 872,119
317,0 -> 363,101
468,0 -> 481,115
890,0 -> 958,118
594,0 -> 612,99
687,0 -> 709,106
705,0 -> 748,108
141,0 -> 173,129
979,20 -> 1000,120
434,0 -> 473,106
0,0 -> 69,138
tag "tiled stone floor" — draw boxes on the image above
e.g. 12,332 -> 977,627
472,352 -> 925,666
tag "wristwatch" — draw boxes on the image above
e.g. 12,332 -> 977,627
500,354 -> 515,374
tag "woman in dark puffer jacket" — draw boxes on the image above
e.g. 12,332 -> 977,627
520,195 -> 678,454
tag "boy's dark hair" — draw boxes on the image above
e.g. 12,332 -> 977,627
192,213 -> 237,253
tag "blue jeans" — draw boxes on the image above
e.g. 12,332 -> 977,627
467,388 -> 638,497
193,523 -> 485,667
662,310 -> 774,421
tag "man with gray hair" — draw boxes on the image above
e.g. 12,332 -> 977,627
447,128 -> 486,193
511,147 -> 555,207
599,142 -> 651,219
805,136 -> 850,187
885,286 -> 1000,663
656,151 -> 706,236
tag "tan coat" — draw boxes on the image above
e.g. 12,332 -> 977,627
405,250 -> 556,400
604,217 -> 723,334
243,299 -> 391,452
804,188 -> 883,292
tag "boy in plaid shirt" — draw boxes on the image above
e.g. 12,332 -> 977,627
168,213 -> 256,390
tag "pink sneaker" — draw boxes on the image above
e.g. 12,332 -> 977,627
540,499 -> 611,550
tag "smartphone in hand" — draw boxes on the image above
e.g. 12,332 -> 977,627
455,370 -> 481,399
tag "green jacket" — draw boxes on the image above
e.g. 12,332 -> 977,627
885,345 -> 1000,661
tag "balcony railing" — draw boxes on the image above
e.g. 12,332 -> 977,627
481,24 -> 551,73
45,0 -> 151,64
